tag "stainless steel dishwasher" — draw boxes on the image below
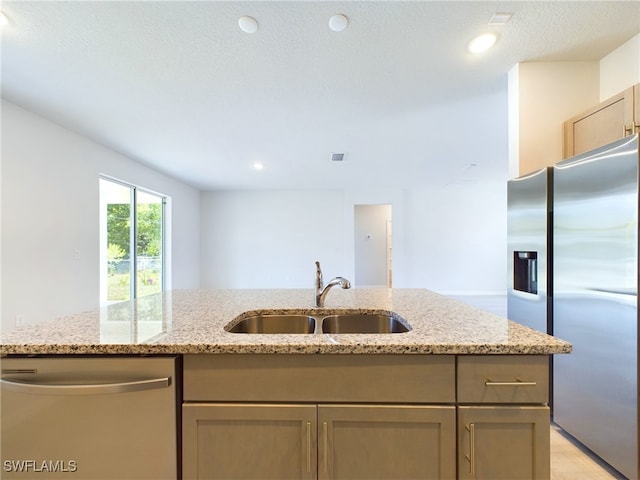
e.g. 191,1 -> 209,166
0,356 -> 178,479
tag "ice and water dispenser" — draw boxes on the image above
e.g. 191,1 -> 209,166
513,251 -> 538,294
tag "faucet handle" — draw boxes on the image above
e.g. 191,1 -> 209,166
315,261 -> 323,288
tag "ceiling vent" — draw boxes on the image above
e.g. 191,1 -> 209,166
488,13 -> 512,25
331,153 -> 345,162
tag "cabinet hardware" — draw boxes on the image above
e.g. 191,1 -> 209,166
635,122 -> 640,134
624,124 -> 634,136
0,376 -> 171,395
322,421 -> 329,473
1,369 -> 37,375
484,378 -> 536,387
306,421 -> 311,473
465,423 -> 476,475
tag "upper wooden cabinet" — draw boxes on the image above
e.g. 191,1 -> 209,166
563,84 -> 640,158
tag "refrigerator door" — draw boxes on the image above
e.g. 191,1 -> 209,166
507,168 -> 551,333
553,135 -> 638,480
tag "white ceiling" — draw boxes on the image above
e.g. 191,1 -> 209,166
2,1 -> 639,190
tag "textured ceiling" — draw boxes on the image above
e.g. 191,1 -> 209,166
2,1 -> 639,190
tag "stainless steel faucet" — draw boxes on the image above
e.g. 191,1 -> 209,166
315,261 -> 351,307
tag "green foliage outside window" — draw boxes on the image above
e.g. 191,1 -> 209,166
106,202 -> 162,301
106,203 -> 162,259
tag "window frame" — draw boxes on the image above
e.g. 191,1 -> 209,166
99,175 -> 167,304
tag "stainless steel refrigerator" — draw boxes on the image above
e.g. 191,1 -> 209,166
553,135 -> 638,480
507,167 -> 553,336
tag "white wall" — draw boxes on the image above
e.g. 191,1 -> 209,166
200,190 -> 349,288
403,181 -> 506,294
1,100 -> 201,332
200,181 -> 507,294
199,86 -> 509,295
600,33 -> 640,100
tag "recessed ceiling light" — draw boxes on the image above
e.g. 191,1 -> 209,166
239,16 -> 258,34
329,14 -> 348,32
468,33 -> 498,54
253,162 -> 264,171
0,12 -> 10,27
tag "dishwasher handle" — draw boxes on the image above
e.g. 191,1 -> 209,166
0,376 -> 171,395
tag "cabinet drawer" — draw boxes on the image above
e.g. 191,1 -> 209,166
457,356 -> 549,404
184,354 -> 455,403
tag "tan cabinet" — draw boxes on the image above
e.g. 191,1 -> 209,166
457,354 -> 549,404
182,403 -> 317,480
182,355 -> 457,480
182,354 -> 550,479
457,406 -> 550,480
563,84 -> 640,158
182,403 -> 456,480
183,354 -> 455,404
457,356 -> 550,480
318,405 -> 456,480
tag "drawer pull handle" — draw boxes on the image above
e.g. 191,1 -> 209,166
465,423 -> 475,475
485,378 -> 537,387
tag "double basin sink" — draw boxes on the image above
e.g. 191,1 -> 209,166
227,312 -> 411,335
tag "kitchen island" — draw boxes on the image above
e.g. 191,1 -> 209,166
1,288 -> 571,480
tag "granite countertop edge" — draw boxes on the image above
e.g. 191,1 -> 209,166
0,344 -> 572,355
0,288 -> 572,356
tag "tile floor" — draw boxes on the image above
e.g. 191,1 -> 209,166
551,423 -> 626,479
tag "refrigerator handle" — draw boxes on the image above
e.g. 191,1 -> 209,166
0,376 -> 171,395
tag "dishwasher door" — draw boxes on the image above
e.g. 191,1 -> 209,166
0,356 -> 177,479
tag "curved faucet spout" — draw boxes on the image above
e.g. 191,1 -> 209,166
316,274 -> 351,307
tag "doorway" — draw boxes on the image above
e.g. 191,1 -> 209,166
354,204 -> 392,287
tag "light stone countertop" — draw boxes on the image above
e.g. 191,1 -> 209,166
0,288 -> 572,355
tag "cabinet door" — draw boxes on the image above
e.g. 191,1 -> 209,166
182,403 -> 317,480
563,86 -> 635,158
318,404 -> 456,480
458,406 -> 550,480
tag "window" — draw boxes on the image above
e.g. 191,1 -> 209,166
99,177 -> 165,304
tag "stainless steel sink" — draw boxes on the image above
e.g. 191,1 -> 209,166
227,312 -> 411,334
321,314 -> 410,334
228,315 -> 316,334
